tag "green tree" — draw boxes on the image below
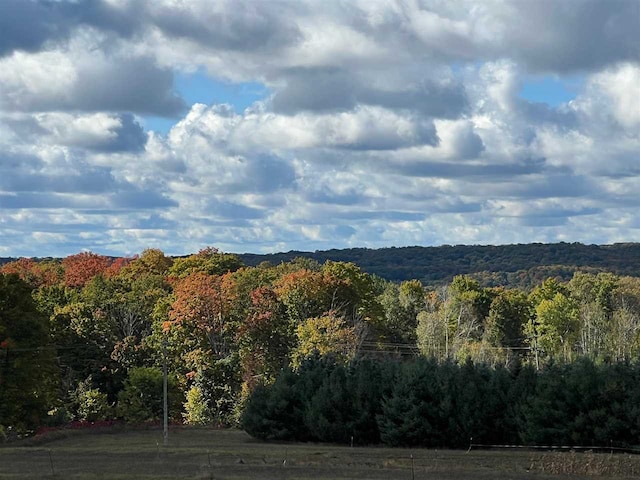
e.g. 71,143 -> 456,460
528,293 -> 579,363
118,248 -> 173,280
416,278 -> 493,361
241,367 -> 308,441
483,289 -> 533,366
609,276 -> 640,361
236,287 -> 293,387
303,364 -> 354,443
182,351 -> 241,426
273,269 -> 331,326
321,261 -> 384,327
50,301 -> 117,391
0,274 -> 58,431
379,280 -> 424,345
183,386 -> 211,425
519,359 -> 634,446
529,278 -> 570,306
73,378 -> 112,422
377,358 -> 442,447
568,272 -> 617,359
116,367 -> 180,422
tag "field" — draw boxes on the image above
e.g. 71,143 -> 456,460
0,427 -> 638,480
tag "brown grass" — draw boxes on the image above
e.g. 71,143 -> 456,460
529,450 -> 640,477
0,427 -> 638,479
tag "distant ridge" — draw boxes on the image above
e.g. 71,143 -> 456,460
238,242 -> 640,288
2,242 -> 639,289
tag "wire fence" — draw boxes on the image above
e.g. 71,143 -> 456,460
468,443 -> 640,455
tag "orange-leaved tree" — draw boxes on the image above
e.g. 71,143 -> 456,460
62,252 -> 112,288
1,258 -> 63,288
169,272 -> 237,358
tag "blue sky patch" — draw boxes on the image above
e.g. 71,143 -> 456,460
143,70 -> 269,133
519,75 -> 584,106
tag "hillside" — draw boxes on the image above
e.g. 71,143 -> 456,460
238,242 -> 640,288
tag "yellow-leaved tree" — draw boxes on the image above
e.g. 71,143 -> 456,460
291,311 -> 358,369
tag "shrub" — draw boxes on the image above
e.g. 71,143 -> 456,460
116,367 -> 181,423
183,386 -> 211,425
73,379 -> 112,422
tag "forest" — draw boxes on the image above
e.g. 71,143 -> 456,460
3,242 -> 640,290
239,242 -> 640,288
1,247 -> 639,448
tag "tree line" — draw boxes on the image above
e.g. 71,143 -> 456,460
0,248 -> 639,444
242,356 -> 640,448
3,242 -> 640,290
238,242 -> 640,287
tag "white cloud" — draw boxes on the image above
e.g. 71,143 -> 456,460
0,0 -> 638,256
0,36 -> 183,115
580,63 -> 640,132
0,50 -> 77,111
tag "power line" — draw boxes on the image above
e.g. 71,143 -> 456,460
0,344 -> 105,352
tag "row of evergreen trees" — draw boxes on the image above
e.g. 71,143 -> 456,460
242,356 -> 640,448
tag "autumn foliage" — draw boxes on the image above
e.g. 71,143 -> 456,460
62,252 -> 112,287
1,258 -> 63,287
169,272 -> 237,357
3,245 -> 640,445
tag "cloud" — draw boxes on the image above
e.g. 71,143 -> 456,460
205,197 -> 265,220
169,102 -> 439,156
271,69 -> 358,114
0,0 -> 638,256
0,0 -> 74,56
0,49 -> 184,116
150,0 -> 301,51
73,56 -> 185,116
271,68 -> 468,118
111,189 -> 177,209
33,112 -> 147,152
579,63 -> 640,132
304,189 -> 368,206
502,0 -> 640,73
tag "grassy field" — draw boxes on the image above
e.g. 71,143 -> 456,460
0,427 -> 638,479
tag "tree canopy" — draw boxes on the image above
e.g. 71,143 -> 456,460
1,246 -> 639,449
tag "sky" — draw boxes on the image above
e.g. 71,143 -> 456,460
0,0 -> 639,257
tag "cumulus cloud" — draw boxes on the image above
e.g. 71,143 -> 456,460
149,0 -> 301,51
501,0 -> 640,73
578,63 -> 640,132
271,68 -> 468,118
33,112 -> 147,152
0,0 -> 76,56
0,0 -> 638,256
0,0 -> 149,58
0,48 -> 184,116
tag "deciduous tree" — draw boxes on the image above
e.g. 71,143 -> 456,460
291,311 -> 358,369
62,252 -> 112,288
169,247 -> 243,278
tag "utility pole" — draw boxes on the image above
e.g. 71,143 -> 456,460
163,337 -> 168,447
